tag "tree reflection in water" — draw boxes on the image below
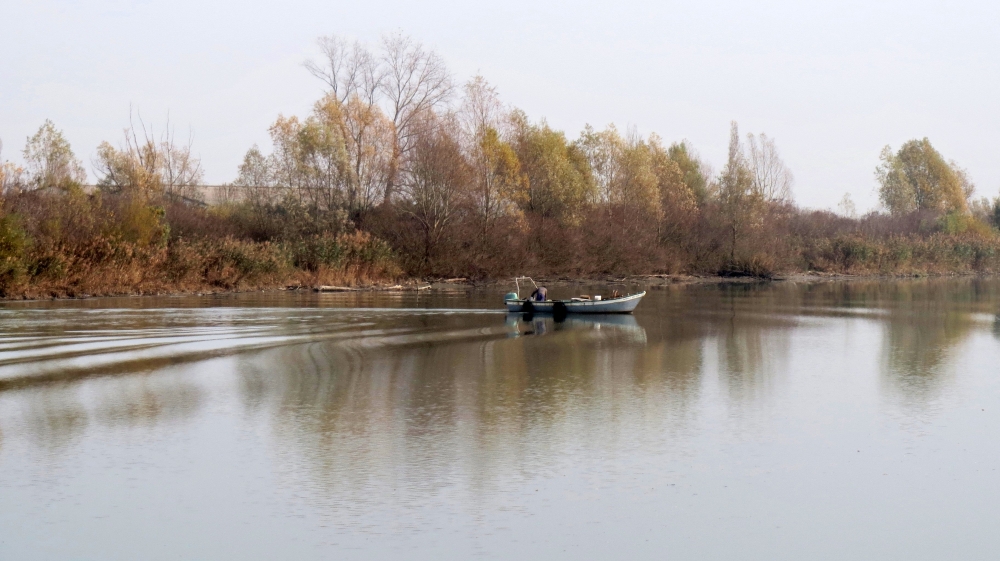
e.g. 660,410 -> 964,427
92,375 -> 204,429
874,280 -> 994,408
233,311 -> 713,509
22,387 -> 89,454
4,369 -> 208,460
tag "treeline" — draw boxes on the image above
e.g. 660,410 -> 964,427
3,33 -> 1000,298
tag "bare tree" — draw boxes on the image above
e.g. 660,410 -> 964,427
305,33 -> 452,206
745,132 -> 793,203
93,110 -> 203,199
379,32 -> 453,202
305,36 -> 383,105
402,111 -> 468,263
838,192 -> 857,218
159,118 -> 205,200
460,75 -> 504,142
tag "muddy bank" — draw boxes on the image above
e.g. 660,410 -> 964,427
4,271 -> 994,302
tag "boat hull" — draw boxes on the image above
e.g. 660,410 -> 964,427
505,291 -> 645,314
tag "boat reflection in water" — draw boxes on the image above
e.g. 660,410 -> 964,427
505,312 -> 647,343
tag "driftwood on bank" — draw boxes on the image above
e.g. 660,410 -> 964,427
314,286 -> 356,292
313,284 -> 433,293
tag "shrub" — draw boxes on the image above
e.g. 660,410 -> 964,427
202,239 -> 287,288
719,254 -> 775,279
0,213 -> 29,294
938,211 -> 970,235
103,196 -> 169,247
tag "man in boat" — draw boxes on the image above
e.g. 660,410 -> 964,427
529,286 -> 548,301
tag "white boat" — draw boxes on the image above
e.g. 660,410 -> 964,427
504,277 -> 645,314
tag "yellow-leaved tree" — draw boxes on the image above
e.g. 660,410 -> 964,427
877,138 -> 968,215
23,120 -> 87,192
510,112 -> 594,226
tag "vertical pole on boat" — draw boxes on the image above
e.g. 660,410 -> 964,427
514,276 -> 537,301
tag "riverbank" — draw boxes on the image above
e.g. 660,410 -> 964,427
4,270 -> 992,301
6,182 -> 1000,302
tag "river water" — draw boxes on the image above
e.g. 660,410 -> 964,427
2,280 -> 1000,560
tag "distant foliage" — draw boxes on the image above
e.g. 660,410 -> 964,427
877,139 -> 968,215
22,120 -> 87,191
93,114 -> 205,201
3,34 -> 999,297
511,114 -> 593,226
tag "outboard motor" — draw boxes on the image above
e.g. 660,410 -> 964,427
553,301 -> 568,322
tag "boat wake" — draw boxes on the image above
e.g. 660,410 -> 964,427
0,307 -> 505,389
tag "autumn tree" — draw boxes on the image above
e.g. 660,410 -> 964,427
717,122 -> 756,263
234,145 -> 274,207
284,96 -> 352,213
306,33 -> 453,205
232,140 -> 303,240
576,125 -> 662,215
237,100 -> 351,236
401,112 -> 468,263
877,138 -> 968,215
90,115 -> 195,247
0,140 -> 26,194
94,129 -> 163,195
265,115 -> 307,199
94,115 -> 203,198
469,127 -> 524,233
510,112 -> 594,226
23,120 -> 87,191
460,76 -> 505,140
617,131 -> 661,216
666,141 -> 709,205
457,78 -> 525,235
576,124 -> 624,209
263,96 -> 376,213
716,123 -> 794,264
235,94 -> 395,236
340,96 -> 394,215
649,135 -> 698,241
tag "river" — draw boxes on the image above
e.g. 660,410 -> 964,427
2,280 -> 999,560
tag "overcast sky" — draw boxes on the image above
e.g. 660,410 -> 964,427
3,0 -> 998,211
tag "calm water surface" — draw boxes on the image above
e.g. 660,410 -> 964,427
2,280 -> 1000,560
